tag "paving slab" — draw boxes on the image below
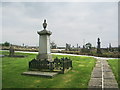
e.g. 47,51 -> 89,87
91,71 -> 102,78
96,61 -> 101,64
104,79 -> 118,88
22,71 -> 58,78
103,71 -> 115,79
103,67 -> 112,72
88,78 -> 102,88
88,88 -> 102,90
93,67 -> 102,72
95,64 -> 101,68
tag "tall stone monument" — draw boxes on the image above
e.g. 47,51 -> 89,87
97,38 -> 102,54
37,19 -> 52,61
22,19 -> 72,77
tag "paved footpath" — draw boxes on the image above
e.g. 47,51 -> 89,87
88,59 -> 119,89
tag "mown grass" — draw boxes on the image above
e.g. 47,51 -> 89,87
0,51 -> 2,89
1,51 -> 96,88
107,59 -> 120,88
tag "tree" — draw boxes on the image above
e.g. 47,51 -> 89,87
85,43 -> 92,50
84,43 -> 92,53
2,41 -> 10,46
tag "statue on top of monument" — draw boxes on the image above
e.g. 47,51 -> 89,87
98,38 -> 100,42
43,19 -> 47,29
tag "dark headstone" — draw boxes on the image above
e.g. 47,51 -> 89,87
109,43 -> 112,52
97,38 -> 102,54
65,43 -> 71,51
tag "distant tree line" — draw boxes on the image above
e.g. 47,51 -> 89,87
1,41 -> 11,46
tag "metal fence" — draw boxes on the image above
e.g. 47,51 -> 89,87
29,57 -> 72,73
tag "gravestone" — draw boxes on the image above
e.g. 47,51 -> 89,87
109,43 -> 112,52
97,38 -> 102,54
65,43 -> 71,51
51,42 -> 57,49
8,45 -> 25,57
9,45 -> 15,56
77,44 -> 79,51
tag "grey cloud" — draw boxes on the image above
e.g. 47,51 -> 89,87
2,2 -> 118,47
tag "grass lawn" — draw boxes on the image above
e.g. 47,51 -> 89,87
0,51 -> 2,89
1,51 -> 96,88
107,59 -> 120,88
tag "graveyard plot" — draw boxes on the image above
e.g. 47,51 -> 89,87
107,59 -> 120,88
2,51 -> 96,88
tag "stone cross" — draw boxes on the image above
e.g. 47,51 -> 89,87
97,38 -> 102,54
37,19 -> 52,61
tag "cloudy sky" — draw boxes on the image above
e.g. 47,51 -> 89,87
2,2 -> 118,48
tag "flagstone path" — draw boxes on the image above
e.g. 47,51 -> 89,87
88,59 -> 119,89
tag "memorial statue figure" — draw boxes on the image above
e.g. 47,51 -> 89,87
43,19 -> 47,29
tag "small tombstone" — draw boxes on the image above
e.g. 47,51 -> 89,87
77,44 -> 79,51
9,46 -> 15,56
8,45 -> 25,58
65,43 -> 71,51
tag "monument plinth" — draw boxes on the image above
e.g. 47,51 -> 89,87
37,20 -> 52,61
